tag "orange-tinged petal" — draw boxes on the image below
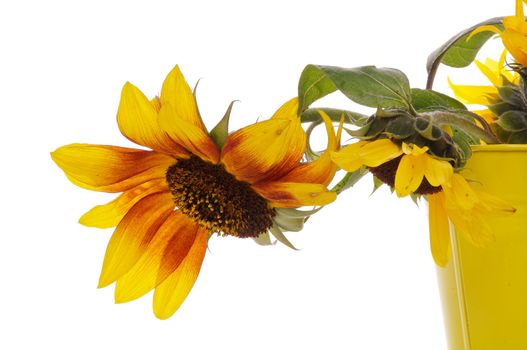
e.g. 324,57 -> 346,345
153,228 -> 208,320
394,153 -> 426,197
158,103 -> 219,163
98,192 -> 175,288
280,111 -> 338,185
360,139 -> 403,167
424,157 -> 453,187
51,144 -> 175,193
117,82 -> 187,156
79,179 -> 168,228
221,100 -> 306,183
428,193 -> 451,267
160,65 -> 206,130
253,181 -> 336,208
115,212 -> 198,303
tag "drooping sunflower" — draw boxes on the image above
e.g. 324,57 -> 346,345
51,65 -> 337,319
331,137 -> 514,267
331,140 -> 453,197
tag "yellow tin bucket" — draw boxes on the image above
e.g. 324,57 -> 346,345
437,145 -> 527,350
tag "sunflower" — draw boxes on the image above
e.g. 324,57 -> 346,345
51,65 -> 337,319
471,0 -> 527,66
448,50 -> 518,123
331,138 -> 514,267
331,139 -> 453,197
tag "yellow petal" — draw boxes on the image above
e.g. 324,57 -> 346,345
280,110 -> 338,186
428,193 -> 451,267
160,65 -> 206,130
359,139 -> 403,167
474,59 -> 500,86
51,144 -> 174,193
114,212 -> 198,303
473,109 -> 497,124
98,192 -> 175,288
448,210 -> 495,247
475,191 -> 516,214
117,82 -> 187,156
445,173 -> 478,210
403,143 -> 429,156
253,181 -> 336,208
447,78 -> 498,105
221,100 -> 306,183
79,179 -> 168,228
502,30 -> 527,66
158,103 -> 220,163
153,228 -> 208,320
330,141 -> 367,172
394,154 -> 426,197
424,157 -> 453,187
271,97 -> 299,121
468,25 -> 502,41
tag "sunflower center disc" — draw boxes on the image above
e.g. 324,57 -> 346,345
166,155 -> 274,238
368,156 -> 442,195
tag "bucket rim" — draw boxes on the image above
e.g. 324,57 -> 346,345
471,144 -> 527,152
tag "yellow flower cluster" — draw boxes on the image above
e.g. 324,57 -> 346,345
51,0 -> 523,320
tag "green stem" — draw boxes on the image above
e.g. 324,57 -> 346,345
331,168 -> 367,195
426,17 -> 503,90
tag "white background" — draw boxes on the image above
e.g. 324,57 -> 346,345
0,0 -> 510,349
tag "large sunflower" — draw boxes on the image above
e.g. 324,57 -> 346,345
471,0 -> 527,66
51,65 -> 337,319
331,139 -> 514,267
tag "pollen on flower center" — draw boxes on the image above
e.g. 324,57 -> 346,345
368,156 -> 442,195
166,155 -> 275,238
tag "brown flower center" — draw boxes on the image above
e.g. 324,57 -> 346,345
166,155 -> 275,238
368,156 -> 442,195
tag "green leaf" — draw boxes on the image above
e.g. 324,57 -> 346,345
450,127 -> 475,168
371,176 -> 384,196
269,224 -> 298,250
410,88 -> 467,112
300,108 -> 369,126
312,65 -> 412,109
273,215 -> 305,232
275,207 -> 322,219
253,232 -> 275,246
442,31 -> 496,68
298,64 -> 337,112
426,17 -> 503,89
210,100 -> 237,149
497,110 -> 527,131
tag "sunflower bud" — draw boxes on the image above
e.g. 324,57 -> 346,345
350,109 -> 465,168
490,73 -> 527,143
